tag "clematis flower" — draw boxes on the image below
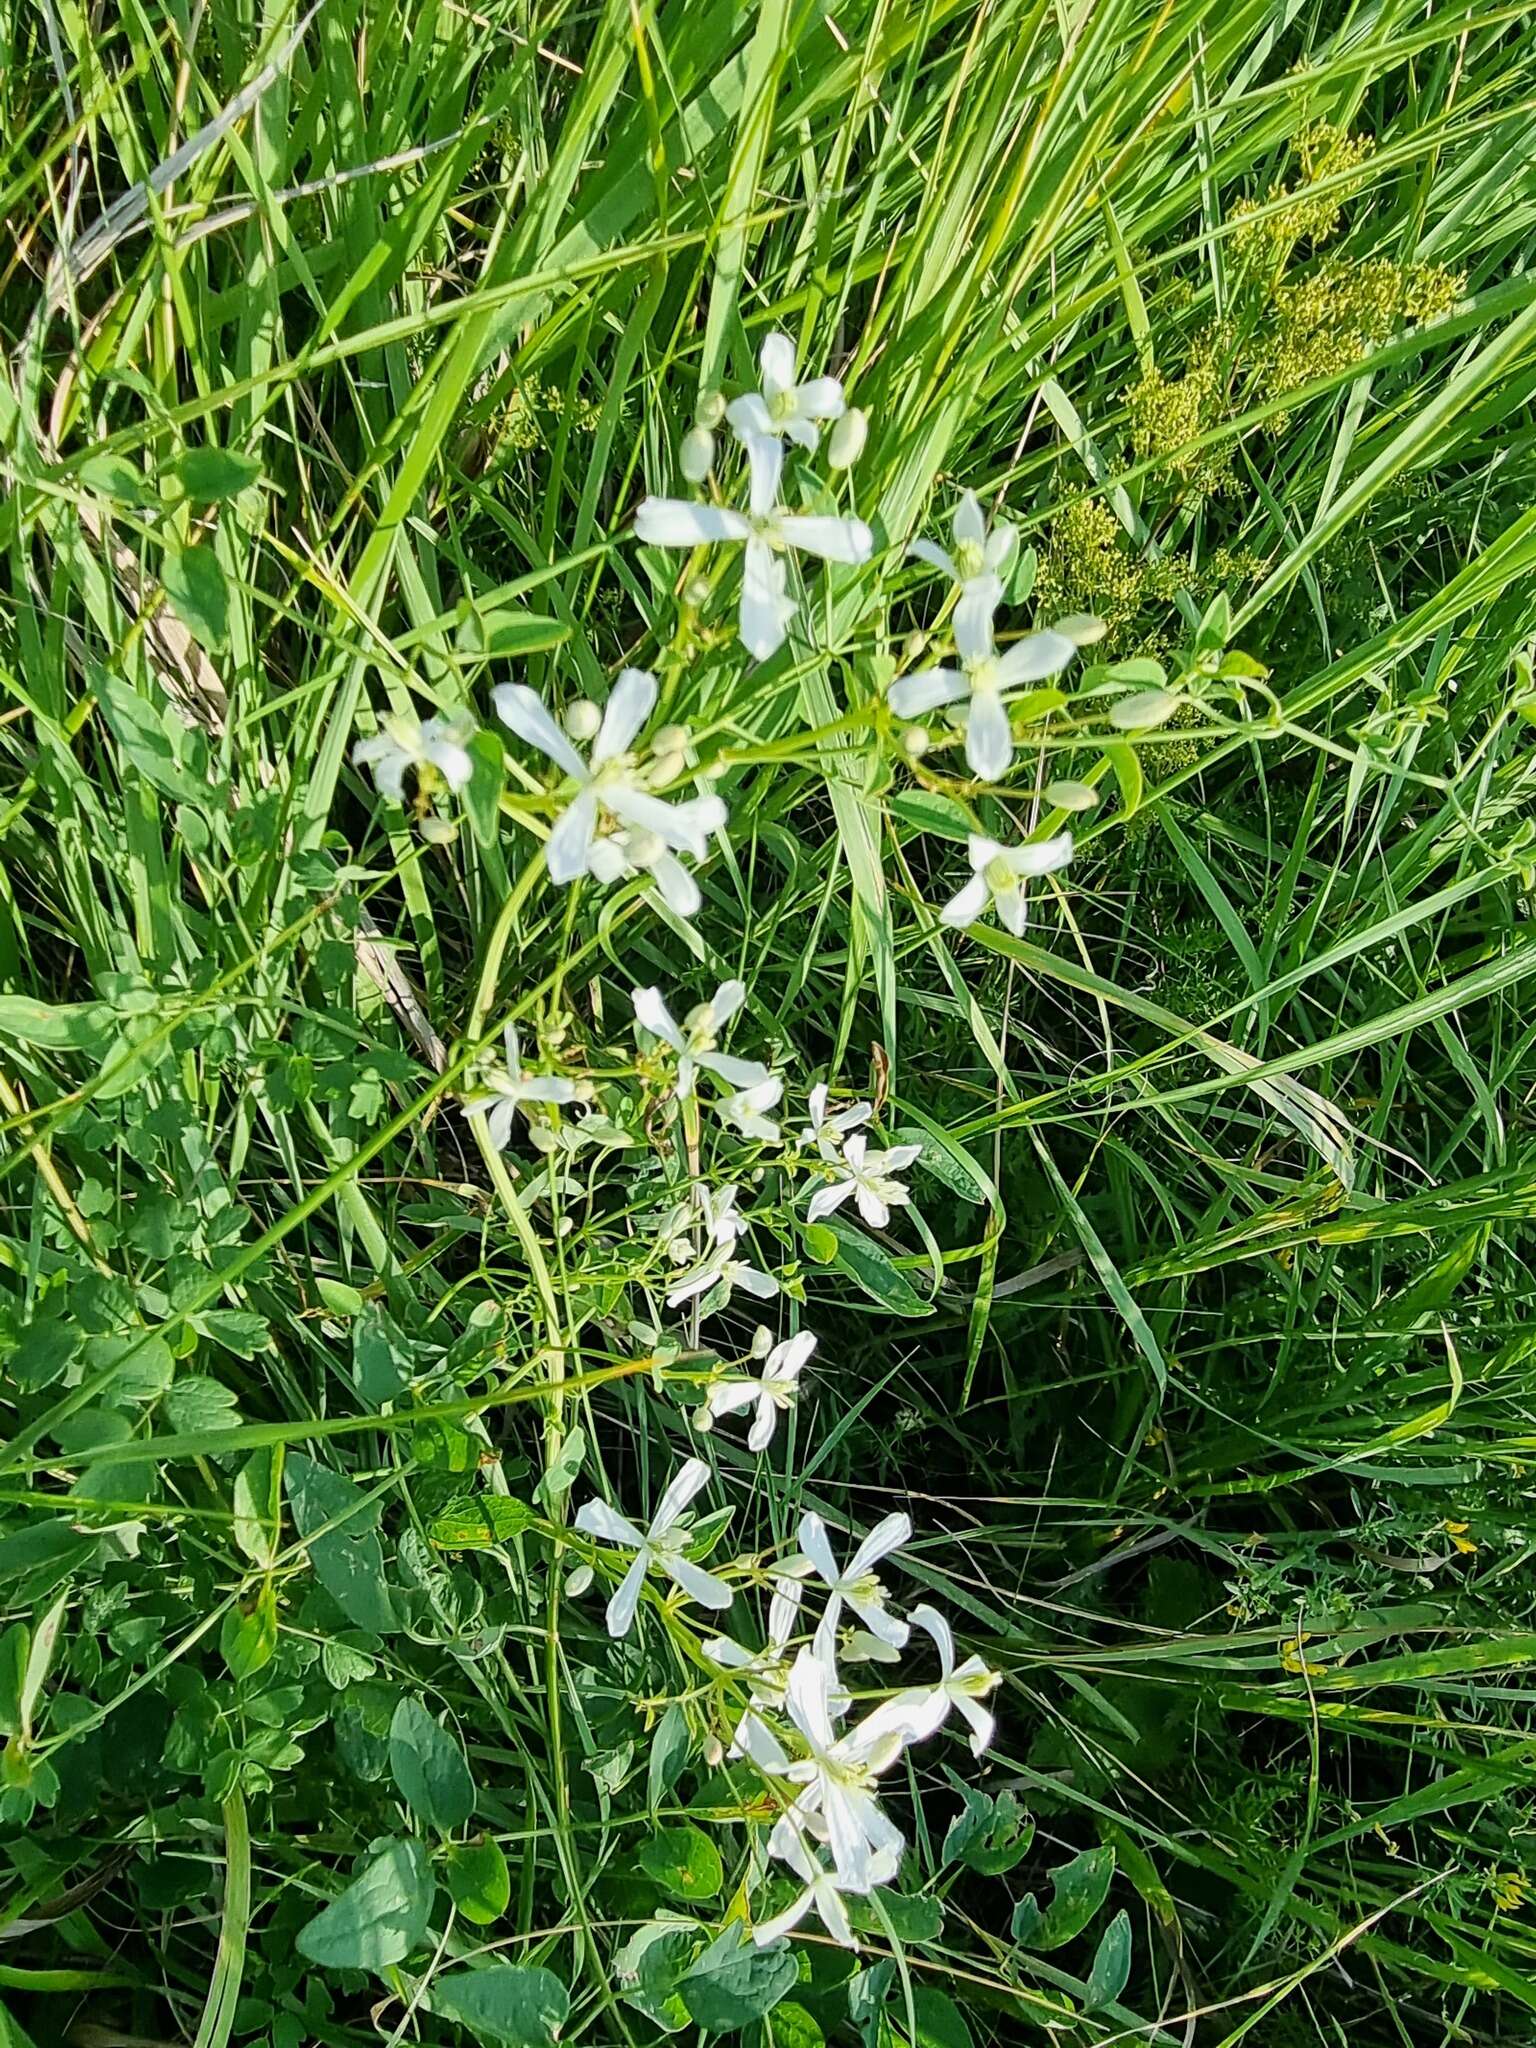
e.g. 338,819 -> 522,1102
493,669 -> 725,886
704,1575 -> 805,1767
940,832 -> 1074,937
698,1331 -> 816,1452
752,1825 -> 897,1949
461,1026 -> 579,1154
796,1510 -> 912,1656
775,1645 -> 930,1891
888,596 -> 1078,782
895,1603 -> 1002,1758
726,331 -> 846,453
586,825 -> 711,920
667,1185 -> 779,1312
632,982 -> 769,1100
800,1082 -> 873,1161
714,1077 -> 784,1143
352,710 -> 475,802
908,491 -> 1018,645
573,1457 -> 733,1637
805,1132 -> 921,1229
635,434 -> 873,662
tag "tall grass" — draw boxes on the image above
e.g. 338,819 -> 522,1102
3,0 -> 1536,2043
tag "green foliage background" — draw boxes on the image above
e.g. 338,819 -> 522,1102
3,0 -> 1536,2042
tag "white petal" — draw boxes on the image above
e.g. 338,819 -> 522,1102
634,496 -> 750,547
593,667 -> 656,763
739,535 -> 795,661
940,876 -> 990,929
425,739 -> 474,790
574,1499 -> 645,1548
491,684 -> 586,780
984,522 -> 1017,571
785,1644 -> 838,1751
703,1634 -> 754,1669
996,628 -> 1077,685
649,1455 -> 711,1537
650,853 -> 701,917
759,331 -> 797,399
776,515 -> 873,565
699,1051 -> 770,1090
632,985 -> 684,1050
745,434 -> 783,522
968,833 -> 1004,870
821,1781 -> 874,1891
907,538 -> 958,579
995,882 -> 1027,936
964,691 -> 1013,780
371,749 -> 410,802
706,1379 -> 764,1419
753,1886 -> 816,1949
847,1594 -> 909,1651
544,787 -> 600,882
879,1143 -> 922,1172
770,1823 -> 818,1886
733,1709 -> 791,1772
606,1550 -> 650,1637
812,1879 -> 856,1948
587,835 -> 631,883
663,1554 -> 734,1611
604,782 -> 714,856
953,490 -> 985,547
888,668 -> 968,717
768,1575 -> 804,1650
1009,829 -> 1075,876
669,792 -> 729,844
854,1187 -> 890,1229
954,1690 -> 996,1758
907,1602 -> 956,1678
796,1512 -> 841,1591
747,1393 -> 779,1452
792,377 -> 845,420
726,392 -> 774,442
768,1331 -> 816,1382
953,577 -> 1003,657
807,1082 -> 829,1132
784,416 -> 819,452
707,978 -> 747,1029
846,1511 -> 911,1583
517,1075 -> 579,1104
806,1179 -> 856,1222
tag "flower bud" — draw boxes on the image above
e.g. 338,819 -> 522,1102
565,1564 -> 593,1597
418,813 -> 458,845
702,1734 -> 725,1768
750,1325 -> 773,1359
683,575 -> 712,610
564,699 -> 602,742
901,631 -> 927,666
902,727 -> 931,758
695,390 -> 726,430
652,723 -> 691,757
679,426 -> 715,484
828,407 -> 868,470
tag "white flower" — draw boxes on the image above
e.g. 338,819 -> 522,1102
800,1082 -> 872,1160
635,434 -> 873,662
940,832 -> 1074,937
714,1076 -> 784,1143
725,331 -> 847,452
573,1457 -> 733,1637
352,711 -> 475,802
796,1509 -> 911,1657
908,491 -> 1018,645
493,668 -> 725,886
632,981 -> 769,1101
805,1132 -> 921,1230
667,1184 -> 780,1312
704,1575 -> 805,1766
896,1604 -> 1001,1758
888,595 -> 1077,782
775,1644 -> 929,1891
587,826 -> 711,920
753,1825 -> 895,1949
698,1331 -> 815,1452
462,1026 -> 579,1153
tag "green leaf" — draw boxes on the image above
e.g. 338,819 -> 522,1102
295,1838 -> 434,1971
534,1424 -> 585,1509
802,1222 -> 838,1264
445,1839 -> 511,1925
453,607 -> 569,659
389,1694 -> 475,1831
647,1701 -> 690,1811
0,1628 -> 27,1739
0,997 -> 114,1050
93,670 -> 210,807
427,1965 -> 570,2046
428,1495 -> 537,1550
768,2002 -> 825,2048
1012,1845 -> 1116,1950
679,1925 -> 798,2030
160,543 -> 230,650
887,789 -> 973,843
1085,1909 -> 1133,2008
820,1219 -> 931,1317
353,1307 -> 410,1405
464,728 -> 506,849
233,1449 -> 281,1567
943,1784 -> 1033,1875
169,445 -> 262,503
316,1276 -> 365,1317
163,1375 -> 241,1435
285,1453 -> 398,1636
639,1823 -> 723,1901
893,1126 -> 989,1205
904,1988 -> 974,2048
220,1581 -> 277,1680
615,1921 -> 695,2033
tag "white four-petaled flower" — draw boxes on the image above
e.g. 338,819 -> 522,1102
352,710 -> 475,802
752,1824 -> 893,1949
632,981 -> 768,1100
940,832 -> 1074,937
635,435 -> 873,662
494,669 -> 724,890
888,596 -> 1077,782
800,1082 -> 873,1160
726,332 -> 847,452
775,1644 -> 927,1891
907,490 -> 1018,647
895,1603 -> 1002,1758
573,1457 -> 732,1637
796,1509 -> 912,1657
806,1132 -> 921,1229
699,1330 -> 816,1452
462,1025 -> 579,1153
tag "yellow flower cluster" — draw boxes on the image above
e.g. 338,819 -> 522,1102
1232,122 -> 1376,260
1033,499 -> 1185,648
1256,258 -> 1463,422
1125,354 -> 1234,496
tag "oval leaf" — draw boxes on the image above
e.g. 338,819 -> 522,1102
639,1822 -> 723,1900
296,1838 -> 433,1971
820,1220 -> 931,1317
429,1965 -> 570,2046
389,1694 -> 475,1830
